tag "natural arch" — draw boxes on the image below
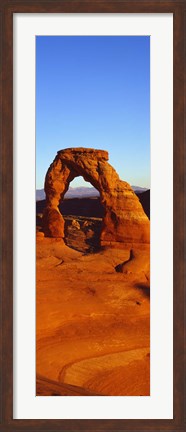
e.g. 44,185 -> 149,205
43,148 -> 150,248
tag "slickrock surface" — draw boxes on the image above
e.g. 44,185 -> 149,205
115,249 -> 150,281
43,148 -> 150,247
36,237 -> 150,396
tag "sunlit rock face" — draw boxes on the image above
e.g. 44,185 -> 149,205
43,147 -> 150,247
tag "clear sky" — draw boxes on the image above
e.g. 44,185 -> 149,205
36,36 -> 150,189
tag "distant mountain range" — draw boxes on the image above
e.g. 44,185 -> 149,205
36,185 -> 148,201
131,186 -> 149,193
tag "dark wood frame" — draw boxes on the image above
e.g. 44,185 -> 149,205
0,0 -> 185,431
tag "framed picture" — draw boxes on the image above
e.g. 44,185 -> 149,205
1,0 -> 185,431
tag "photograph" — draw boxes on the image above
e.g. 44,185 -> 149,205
0,0 -> 185,428
35,35 -> 150,396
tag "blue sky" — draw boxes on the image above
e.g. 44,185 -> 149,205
36,36 -> 150,189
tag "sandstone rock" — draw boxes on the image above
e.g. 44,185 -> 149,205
36,231 -> 45,239
43,148 -> 150,247
115,249 -> 150,280
71,219 -> 80,229
85,229 -> 94,239
83,220 -> 91,228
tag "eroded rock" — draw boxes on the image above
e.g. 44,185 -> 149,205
115,249 -> 150,281
43,148 -> 150,247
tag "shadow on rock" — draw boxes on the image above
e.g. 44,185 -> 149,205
134,283 -> 150,298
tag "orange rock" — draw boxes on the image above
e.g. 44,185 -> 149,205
36,231 -> 45,239
116,249 -> 150,281
43,148 -> 150,247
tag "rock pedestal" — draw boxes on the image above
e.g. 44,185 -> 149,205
43,148 -> 150,248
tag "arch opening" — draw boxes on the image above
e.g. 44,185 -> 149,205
58,177 -> 104,253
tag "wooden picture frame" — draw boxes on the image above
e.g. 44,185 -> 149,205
0,0 -> 185,430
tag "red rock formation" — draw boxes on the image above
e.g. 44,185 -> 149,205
115,249 -> 150,281
43,148 -> 150,247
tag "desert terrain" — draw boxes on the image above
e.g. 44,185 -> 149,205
36,194 -> 150,396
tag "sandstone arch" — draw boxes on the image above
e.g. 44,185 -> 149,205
43,148 -> 150,248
